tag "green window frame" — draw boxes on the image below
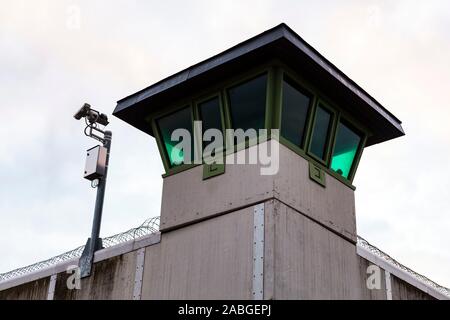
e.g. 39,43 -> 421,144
153,104 -> 195,173
225,72 -> 269,149
307,101 -> 336,165
148,63 -> 368,186
194,94 -> 226,162
152,66 -> 273,177
330,118 -> 365,180
279,75 -> 314,150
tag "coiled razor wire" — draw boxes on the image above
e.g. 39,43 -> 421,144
0,216 -> 159,282
0,218 -> 449,298
357,236 -> 450,298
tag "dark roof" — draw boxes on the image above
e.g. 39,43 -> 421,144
113,23 -> 404,146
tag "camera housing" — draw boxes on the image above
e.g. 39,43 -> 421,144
74,103 -> 109,126
74,103 -> 91,120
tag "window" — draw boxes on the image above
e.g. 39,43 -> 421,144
309,104 -> 333,161
228,74 -> 268,133
198,97 -> 223,152
156,107 -> 193,167
280,77 -> 312,147
331,121 -> 362,179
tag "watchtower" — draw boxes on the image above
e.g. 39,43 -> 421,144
113,23 -> 404,299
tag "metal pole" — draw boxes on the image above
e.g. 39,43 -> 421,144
79,130 -> 112,278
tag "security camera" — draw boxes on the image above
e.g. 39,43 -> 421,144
97,113 -> 109,126
74,103 -> 91,120
74,103 -> 109,126
86,109 -> 100,124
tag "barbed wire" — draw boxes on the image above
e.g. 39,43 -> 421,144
0,216 -> 159,282
0,218 -> 448,299
357,236 -> 450,298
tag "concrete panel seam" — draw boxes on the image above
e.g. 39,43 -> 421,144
273,198 -> 357,244
252,203 -> 265,300
160,198 -> 273,233
385,270 -> 392,300
133,232 -> 161,251
46,274 -> 57,300
133,248 -> 146,300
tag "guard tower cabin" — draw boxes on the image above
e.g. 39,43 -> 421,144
113,23 -> 406,299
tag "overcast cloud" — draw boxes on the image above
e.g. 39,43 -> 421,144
0,0 -> 449,287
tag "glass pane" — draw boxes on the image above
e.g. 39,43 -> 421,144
280,78 -> 311,147
309,105 -> 332,160
198,97 -> 222,151
228,74 -> 267,132
331,122 -> 362,179
156,107 -> 193,167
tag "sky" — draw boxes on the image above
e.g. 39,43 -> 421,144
0,0 -> 449,288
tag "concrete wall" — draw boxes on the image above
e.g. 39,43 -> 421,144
357,256 -> 387,300
0,276 -> 50,300
391,275 -> 436,300
141,206 -> 254,299
161,142 -> 356,242
0,203 -> 442,300
264,199 -> 388,299
53,251 -> 137,300
0,142 -> 444,300
0,233 -> 161,300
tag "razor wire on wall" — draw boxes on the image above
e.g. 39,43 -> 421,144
357,236 -> 450,298
0,216 -> 160,282
0,216 -> 449,299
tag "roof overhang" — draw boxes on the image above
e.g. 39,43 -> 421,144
113,23 -> 404,146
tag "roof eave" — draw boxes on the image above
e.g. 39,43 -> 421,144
113,23 -> 404,146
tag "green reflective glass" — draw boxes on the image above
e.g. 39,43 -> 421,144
280,78 -> 311,147
228,74 -> 267,132
331,122 -> 362,179
198,97 -> 222,151
309,105 -> 332,160
156,107 -> 193,167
